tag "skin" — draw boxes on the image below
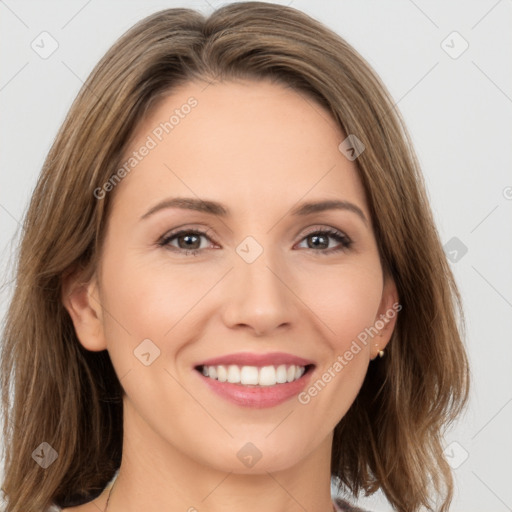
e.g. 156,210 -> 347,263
62,78 -> 398,512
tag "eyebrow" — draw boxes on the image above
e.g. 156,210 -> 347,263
140,197 -> 368,225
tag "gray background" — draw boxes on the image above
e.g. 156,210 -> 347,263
1,1 -> 511,511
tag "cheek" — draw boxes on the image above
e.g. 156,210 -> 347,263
297,261 -> 383,347
99,251 -> 205,338
96,253 -> 205,408
295,265 -> 382,419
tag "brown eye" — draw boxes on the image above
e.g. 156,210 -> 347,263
159,230 -> 213,256
297,228 -> 352,254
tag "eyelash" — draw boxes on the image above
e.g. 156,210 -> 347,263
157,227 -> 353,257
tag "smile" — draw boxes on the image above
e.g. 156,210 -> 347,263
198,364 -> 307,386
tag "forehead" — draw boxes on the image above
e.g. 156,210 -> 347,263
111,79 -> 369,221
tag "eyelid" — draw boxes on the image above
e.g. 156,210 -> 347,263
158,223 -> 217,242
300,225 -> 349,238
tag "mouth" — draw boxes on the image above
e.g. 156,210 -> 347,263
193,363 -> 316,408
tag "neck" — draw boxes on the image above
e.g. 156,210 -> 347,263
105,398 -> 335,512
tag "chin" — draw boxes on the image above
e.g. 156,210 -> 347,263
202,436 -> 310,474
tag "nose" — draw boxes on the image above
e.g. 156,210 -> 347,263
220,249 -> 297,337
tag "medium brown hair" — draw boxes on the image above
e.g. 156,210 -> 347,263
1,3 -> 470,511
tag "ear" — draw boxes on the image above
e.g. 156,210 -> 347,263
371,275 -> 400,360
61,270 -> 107,352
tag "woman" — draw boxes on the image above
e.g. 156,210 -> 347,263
0,3 -> 470,512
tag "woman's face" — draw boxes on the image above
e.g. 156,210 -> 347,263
68,78 -> 398,474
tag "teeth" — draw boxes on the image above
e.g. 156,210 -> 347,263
217,365 -> 227,382
200,364 -> 306,386
276,365 -> 287,383
227,365 -> 240,383
240,365 -> 259,385
259,366 -> 276,386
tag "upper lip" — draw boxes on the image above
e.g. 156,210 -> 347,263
195,352 -> 315,368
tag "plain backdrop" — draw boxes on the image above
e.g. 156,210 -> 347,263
1,1 -> 511,511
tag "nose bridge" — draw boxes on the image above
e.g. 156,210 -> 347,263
238,246 -> 282,298
222,237 -> 295,334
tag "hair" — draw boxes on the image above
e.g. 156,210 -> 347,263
1,2 -> 470,511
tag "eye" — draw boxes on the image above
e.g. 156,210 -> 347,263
296,228 -> 353,254
158,229 -> 215,256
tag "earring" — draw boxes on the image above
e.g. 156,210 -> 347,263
374,343 -> 385,359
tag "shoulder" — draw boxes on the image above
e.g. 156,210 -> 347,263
333,497 -> 372,512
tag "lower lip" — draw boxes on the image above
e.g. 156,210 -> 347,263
196,367 -> 314,408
